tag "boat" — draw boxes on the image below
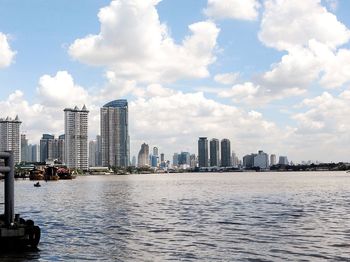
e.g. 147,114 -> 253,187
29,169 -> 44,180
34,182 -> 41,187
44,166 -> 59,181
57,167 -> 75,179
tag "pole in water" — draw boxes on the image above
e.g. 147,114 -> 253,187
4,151 -> 14,226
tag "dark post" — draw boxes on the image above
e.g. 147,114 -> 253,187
4,151 -> 14,225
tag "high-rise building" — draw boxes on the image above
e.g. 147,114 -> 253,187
64,105 -> 89,170
137,143 -> 149,167
21,134 -> 29,162
210,138 -> 220,167
29,144 -> 39,162
190,154 -> 197,168
89,140 -> 97,167
172,153 -> 179,167
278,156 -> 289,165
253,150 -> 269,169
243,154 -> 256,169
0,116 -> 22,163
221,138 -> 231,167
198,137 -> 208,167
232,152 -> 239,167
179,152 -> 191,166
270,154 -> 276,166
40,134 -> 55,162
95,135 -> 102,166
101,100 -> 129,168
153,147 -> 158,156
57,135 -> 65,163
160,153 -> 165,163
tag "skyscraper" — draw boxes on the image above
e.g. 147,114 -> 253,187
253,150 -> 269,169
64,105 -> 89,170
221,138 -> 231,167
198,137 -> 208,167
210,138 -> 220,167
89,140 -> 97,167
138,143 -> 149,167
270,154 -> 276,166
57,134 -> 65,163
0,116 -> 21,163
278,156 -> 289,165
101,100 -> 129,168
40,134 -> 55,162
21,134 -> 29,162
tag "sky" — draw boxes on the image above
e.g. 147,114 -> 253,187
1,0 -> 350,163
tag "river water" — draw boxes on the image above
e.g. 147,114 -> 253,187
1,172 -> 350,261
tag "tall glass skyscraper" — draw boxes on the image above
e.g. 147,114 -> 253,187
221,138 -> 231,167
198,137 -> 208,167
210,138 -> 220,167
101,99 -> 129,168
64,105 -> 89,170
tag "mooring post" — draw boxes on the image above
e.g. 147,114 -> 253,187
3,151 -> 14,225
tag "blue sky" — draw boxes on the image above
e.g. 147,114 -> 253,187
1,0 -> 350,162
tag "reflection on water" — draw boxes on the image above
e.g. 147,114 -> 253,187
1,172 -> 350,261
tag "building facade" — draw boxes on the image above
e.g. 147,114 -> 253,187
270,154 -> 276,166
137,143 -> 149,167
210,138 -> 220,167
101,100 -> 129,168
64,105 -> 89,170
198,137 -> 208,167
253,150 -> 269,169
0,116 -> 22,163
278,156 -> 289,165
221,138 -> 231,167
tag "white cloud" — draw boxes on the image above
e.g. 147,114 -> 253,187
37,71 -> 89,108
204,0 -> 260,21
0,33 -> 16,68
214,72 -> 240,85
259,0 -> 350,51
69,0 -> 220,83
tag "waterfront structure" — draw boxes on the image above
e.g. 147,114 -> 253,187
0,116 -> 22,163
210,138 -> 220,167
137,143 -> 149,167
221,139 -> 231,167
198,137 -> 208,167
64,105 -> 89,170
253,150 -> 269,169
270,154 -> 276,166
101,100 -> 129,168
278,156 -> 289,165
21,134 -> 29,162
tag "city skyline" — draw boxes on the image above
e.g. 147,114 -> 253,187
1,1 -> 350,162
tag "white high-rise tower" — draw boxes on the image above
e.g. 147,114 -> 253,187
0,116 -> 22,163
64,105 -> 89,170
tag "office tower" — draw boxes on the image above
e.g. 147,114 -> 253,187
151,155 -> 158,167
153,147 -> 158,156
101,100 -> 129,168
210,138 -> 220,167
179,152 -> 191,166
253,150 -> 269,169
57,135 -> 65,163
232,152 -> 239,167
89,140 -> 97,167
270,154 -> 276,166
29,144 -> 39,162
172,153 -> 179,167
243,154 -> 256,168
40,134 -> 55,162
64,105 -> 89,170
137,143 -> 149,167
190,154 -> 197,168
0,116 -> 22,163
160,153 -> 165,163
198,137 -> 208,167
95,135 -> 102,166
221,138 -> 231,167
21,134 -> 29,162
278,156 -> 289,165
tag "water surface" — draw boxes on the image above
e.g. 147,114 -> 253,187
1,172 -> 350,261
